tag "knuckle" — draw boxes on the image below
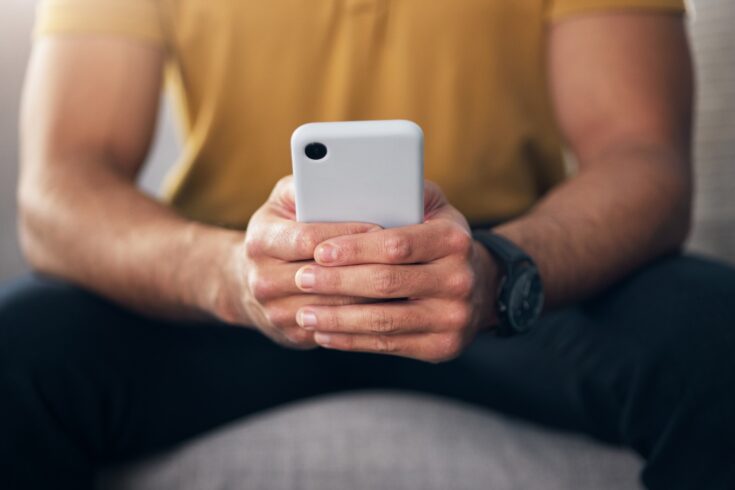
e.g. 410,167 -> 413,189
383,235 -> 412,263
293,227 -> 319,255
264,306 -> 291,328
371,268 -> 403,296
432,334 -> 464,363
447,268 -> 475,298
243,235 -> 264,259
448,228 -> 473,256
446,303 -> 472,330
368,308 -> 398,333
248,274 -> 276,303
274,176 -> 294,195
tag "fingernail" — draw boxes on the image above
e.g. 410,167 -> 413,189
297,268 -> 316,289
298,310 -> 318,329
317,244 -> 339,263
314,332 -> 332,346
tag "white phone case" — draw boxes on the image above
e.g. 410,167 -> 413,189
291,120 -> 424,228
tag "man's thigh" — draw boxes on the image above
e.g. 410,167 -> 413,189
0,275 -> 355,466
363,254 -> 735,449
2,254 -> 733,469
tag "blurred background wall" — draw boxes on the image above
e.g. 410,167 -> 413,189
1,0 -> 733,280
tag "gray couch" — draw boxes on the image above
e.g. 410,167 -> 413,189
100,392 -> 643,490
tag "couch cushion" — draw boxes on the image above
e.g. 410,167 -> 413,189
99,391 -> 642,490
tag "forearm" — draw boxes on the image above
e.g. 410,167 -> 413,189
493,145 -> 691,307
18,156 -> 243,321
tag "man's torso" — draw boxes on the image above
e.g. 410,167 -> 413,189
158,0 -> 566,226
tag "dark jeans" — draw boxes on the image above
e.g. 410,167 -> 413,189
1,254 -> 734,489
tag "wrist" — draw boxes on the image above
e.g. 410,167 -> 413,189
471,240 -> 501,330
472,230 -> 545,334
184,223 -> 246,324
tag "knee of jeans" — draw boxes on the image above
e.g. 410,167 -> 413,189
635,256 -> 735,388
601,255 -> 734,342
611,257 -> 735,454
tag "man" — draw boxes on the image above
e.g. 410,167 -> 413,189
1,0 -> 734,488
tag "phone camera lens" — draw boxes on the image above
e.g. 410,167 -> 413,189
305,143 -> 328,161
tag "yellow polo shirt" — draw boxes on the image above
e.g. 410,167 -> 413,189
35,0 -> 684,227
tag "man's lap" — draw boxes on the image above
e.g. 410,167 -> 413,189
0,275 -> 356,467
1,254 -> 734,480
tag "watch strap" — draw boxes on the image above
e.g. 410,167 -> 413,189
472,230 -> 542,335
471,230 -> 531,269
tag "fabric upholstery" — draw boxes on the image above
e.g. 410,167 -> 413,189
100,392 -> 643,490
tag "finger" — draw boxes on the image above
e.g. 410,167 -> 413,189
248,219 -> 381,262
296,261 -> 475,299
296,300 -> 445,335
312,331 -> 463,363
261,295 -> 376,347
251,260 -> 382,304
314,220 -> 471,266
263,294 -> 375,328
247,261 -> 309,302
269,175 -> 297,211
422,180 -> 449,219
296,263 -> 448,299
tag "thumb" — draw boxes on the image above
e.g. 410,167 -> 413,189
268,175 -> 297,218
423,180 -> 449,219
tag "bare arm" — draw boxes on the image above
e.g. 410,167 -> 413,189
18,37 -> 242,320
19,36 -> 374,344
19,37 -> 236,319
494,12 -> 693,306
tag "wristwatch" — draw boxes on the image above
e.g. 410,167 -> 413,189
472,230 -> 544,336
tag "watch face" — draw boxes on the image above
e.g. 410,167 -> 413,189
507,267 -> 544,332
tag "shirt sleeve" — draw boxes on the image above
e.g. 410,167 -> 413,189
547,0 -> 686,21
34,0 -> 166,45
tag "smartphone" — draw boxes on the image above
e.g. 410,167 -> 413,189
291,120 -> 424,229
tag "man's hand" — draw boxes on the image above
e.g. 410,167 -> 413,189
292,182 -> 498,363
215,177 -> 379,349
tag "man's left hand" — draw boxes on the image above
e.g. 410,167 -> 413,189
294,181 -> 499,363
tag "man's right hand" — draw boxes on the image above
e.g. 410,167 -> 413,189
214,176 -> 380,349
